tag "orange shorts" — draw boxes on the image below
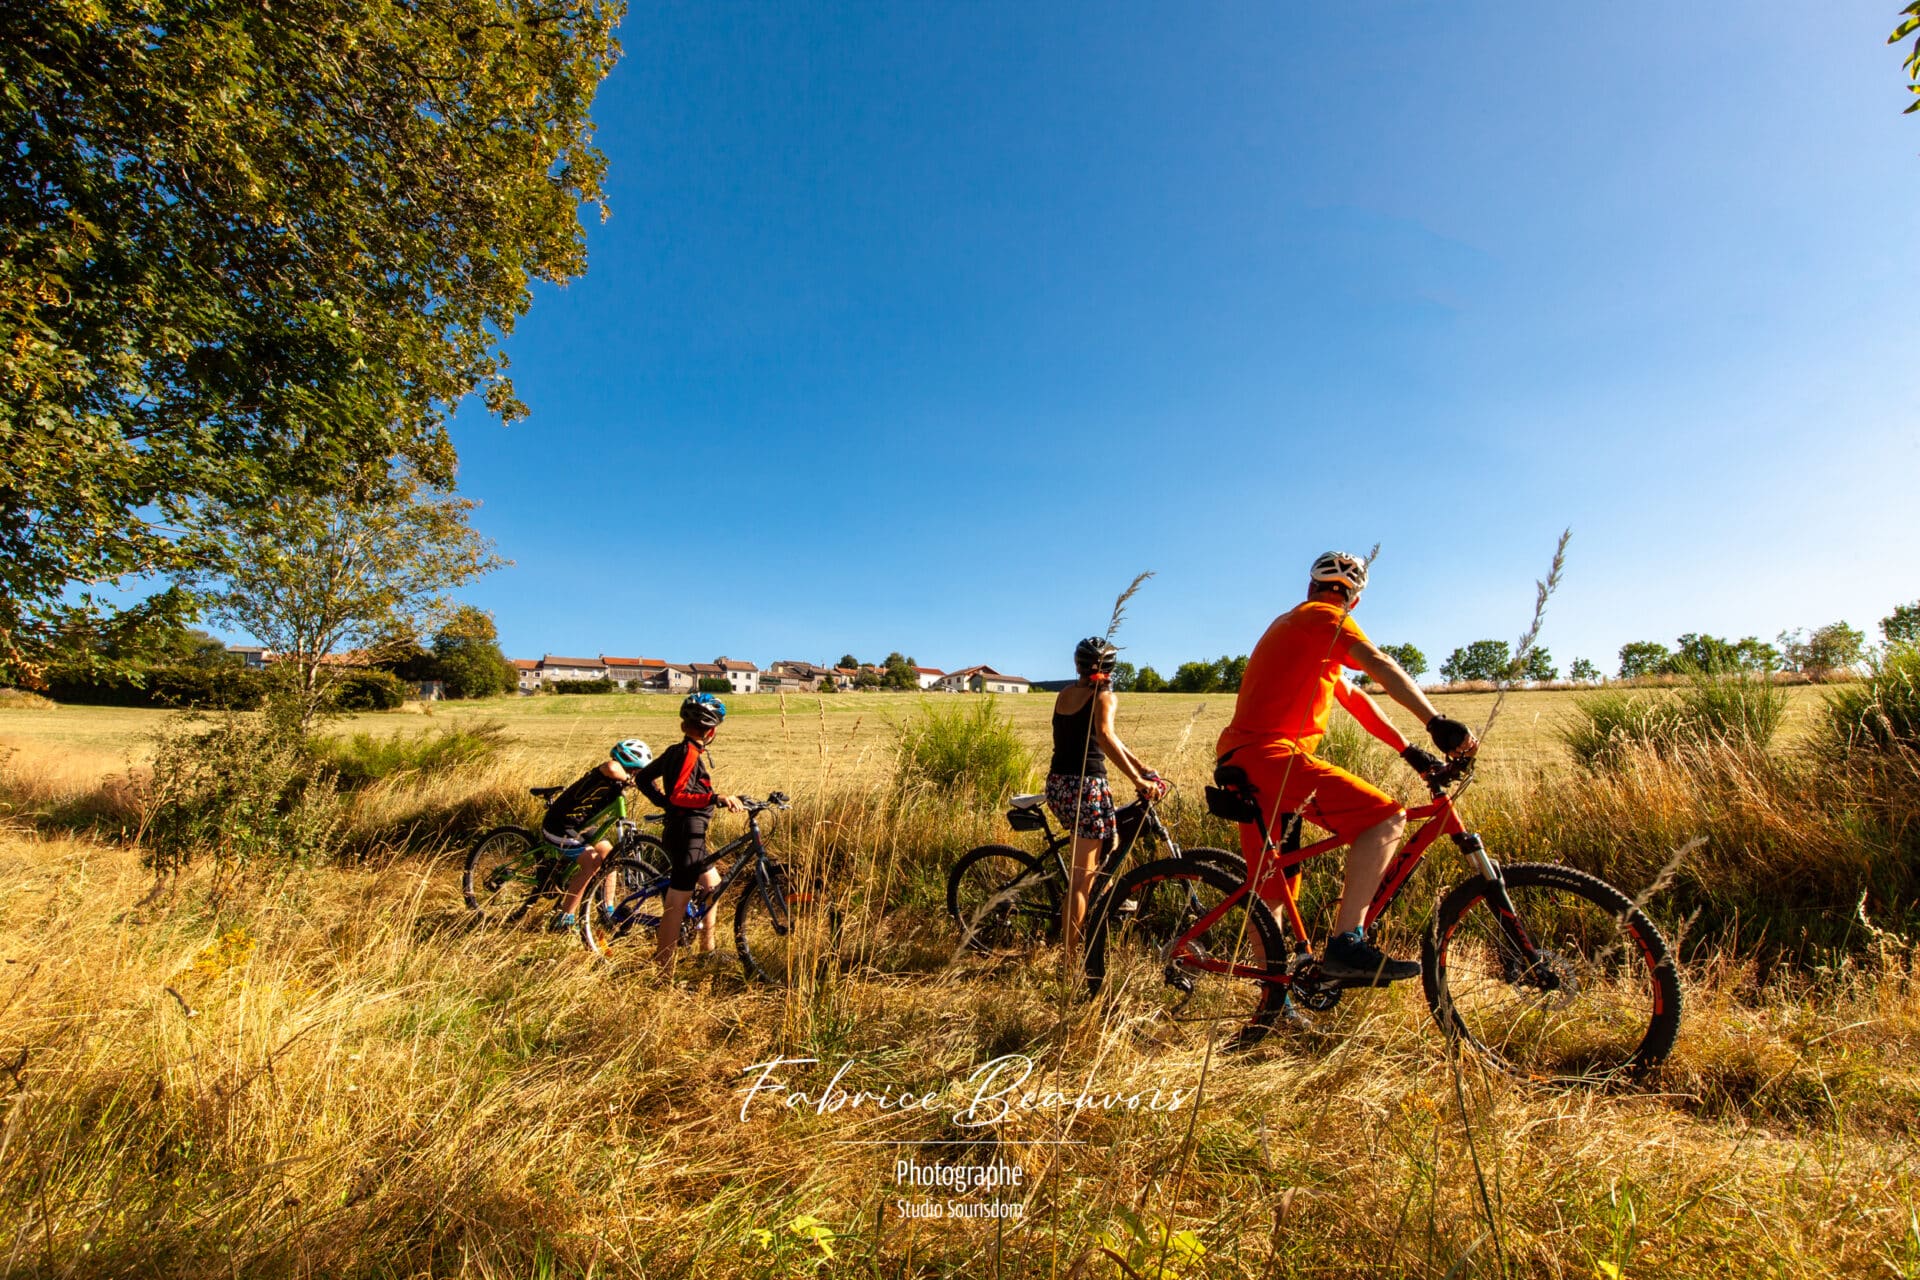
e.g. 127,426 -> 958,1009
1221,743 -> 1403,865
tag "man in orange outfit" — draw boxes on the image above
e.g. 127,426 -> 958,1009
1217,550 -> 1478,983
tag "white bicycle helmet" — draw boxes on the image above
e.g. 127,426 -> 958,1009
1309,550 -> 1369,596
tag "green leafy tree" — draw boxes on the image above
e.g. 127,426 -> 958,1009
1568,657 -> 1602,682
1522,647 -> 1558,682
432,606 -> 516,699
697,676 -> 731,694
1169,661 -> 1219,694
1730,636 -> 1780,672
1617,641 -> 1674,679
838,654 -> 860,671
881,651 -> 918,691
0,0 -> 621,684
1215,654 -> 1249,692
1674,633 -> 1737,672
1380,642 -> 1428,679
1133,665 -> 1166,693
1883,600 -> 1920,649
1440,640 -> 1511,683
1893,5 -> 1920,111
1109,660 -> 1138,692
1779,622 -> 1867,676
186,471 -> 503,727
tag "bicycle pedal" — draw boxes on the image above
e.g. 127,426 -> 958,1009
1115,897 -> 1140,914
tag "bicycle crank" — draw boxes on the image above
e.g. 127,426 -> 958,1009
1290,959 -> 1344,1012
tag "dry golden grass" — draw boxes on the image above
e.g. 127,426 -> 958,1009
1,689 -> 1914,1278
0,819 -> 1915,1279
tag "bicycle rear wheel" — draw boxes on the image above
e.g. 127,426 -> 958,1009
463,826 -> 545,920
946,844 -> 1059,951
735,869 -> 842,986
1085,857 -> 1287,1052
579,855 -> 679,957
1423,862 -> 1682,1083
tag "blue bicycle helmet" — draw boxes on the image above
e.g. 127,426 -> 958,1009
610,738 -> 652,769
681,692 -> 727,728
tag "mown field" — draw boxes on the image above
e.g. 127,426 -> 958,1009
0,684 -> 1837,798
0,684 -> 1915,1279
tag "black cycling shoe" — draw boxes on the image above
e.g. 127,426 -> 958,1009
1318,929 -> 1421,985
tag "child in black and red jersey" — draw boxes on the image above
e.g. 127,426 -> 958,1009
631,692 -> 744,964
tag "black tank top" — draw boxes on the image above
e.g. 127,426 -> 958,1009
1050,688 -> 1107,778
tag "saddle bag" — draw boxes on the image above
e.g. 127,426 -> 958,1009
1205,763 -> 1262,824
1006,806 -> 1048,832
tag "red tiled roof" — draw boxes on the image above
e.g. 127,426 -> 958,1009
542,655 -> 605,668
714,657 -> 757,671
913,667 -> 944,675
601,656 -> 644,668
511,659 -> 538,670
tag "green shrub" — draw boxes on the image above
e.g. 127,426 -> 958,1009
141,712 -> 340,876
1560,691 -> 1687,771
329,669 -> 412,710
894,697 -> 1033,805
149,665 -> 269,710
550,678 -> 617,695
1824,647 -> 1920,757
43,664 -> 267,709
1675,668 -> 1787,749
314,721 -> 508,790
1561,671 -> 1786,772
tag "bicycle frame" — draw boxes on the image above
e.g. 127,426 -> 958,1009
622,806 -> 789,933
1166,776 -> 1535,986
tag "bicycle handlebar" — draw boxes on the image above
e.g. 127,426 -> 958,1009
1419,755 -> 1476,793
742,791 -> 792,813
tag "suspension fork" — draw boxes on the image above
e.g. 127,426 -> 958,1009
1452,832 -> 1540,957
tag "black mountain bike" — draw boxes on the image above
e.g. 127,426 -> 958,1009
578,792 -> 841,985
945,789 -> 1242,953
462,785 -> 668,922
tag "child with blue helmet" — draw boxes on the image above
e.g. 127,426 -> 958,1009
628,693 -> 744,964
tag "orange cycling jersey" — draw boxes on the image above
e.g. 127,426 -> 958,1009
1217,601 -> 1376,758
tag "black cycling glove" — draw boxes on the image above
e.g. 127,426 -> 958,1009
1399,744 -> 1444,775
1427,715 -> 1473,754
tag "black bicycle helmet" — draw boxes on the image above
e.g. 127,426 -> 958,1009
1074,636 -> 1119,675
681,692 -> 727,728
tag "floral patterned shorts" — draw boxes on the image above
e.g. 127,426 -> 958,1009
1045,772 -> 1118,841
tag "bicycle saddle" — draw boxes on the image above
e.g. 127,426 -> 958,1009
1008,793 -> 1045,811
529,786 -> 563,801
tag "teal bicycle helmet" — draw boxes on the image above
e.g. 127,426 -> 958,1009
610,738 -> 652,769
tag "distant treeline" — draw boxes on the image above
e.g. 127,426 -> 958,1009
1107,600 -> 1917,692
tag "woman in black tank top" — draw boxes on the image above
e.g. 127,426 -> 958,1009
1047,636 -> 1170,964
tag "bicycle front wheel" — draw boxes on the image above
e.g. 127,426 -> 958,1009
946,844 -> 1059,952
736,870 -> 842,986
463,826 -> 543,919
1423,862 -> 1682,1083
1085,857 -> 1287,1052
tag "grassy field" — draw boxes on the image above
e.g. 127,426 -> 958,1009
1,683 -> 1913,1278
0,684 -> 1837,800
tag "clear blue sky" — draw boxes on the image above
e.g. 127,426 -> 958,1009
441,2 -> 1920,680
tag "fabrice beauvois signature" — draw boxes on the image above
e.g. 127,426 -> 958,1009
735,1053 -> 1198,1126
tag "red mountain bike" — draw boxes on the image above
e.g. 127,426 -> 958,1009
1083,756 -> 1682,1082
